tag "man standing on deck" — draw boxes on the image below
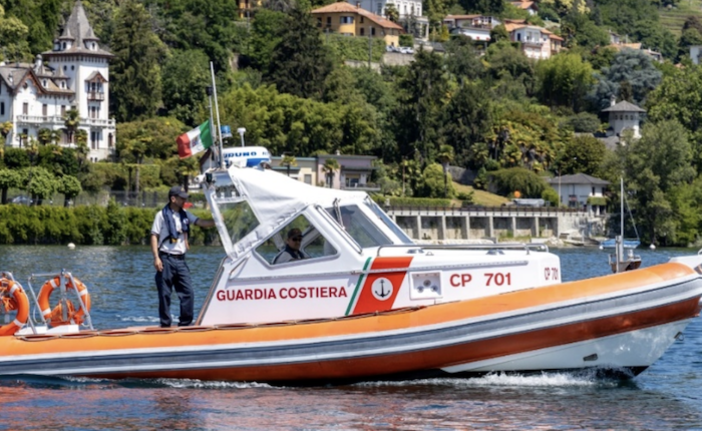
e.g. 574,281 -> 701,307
151,186 -> 215,327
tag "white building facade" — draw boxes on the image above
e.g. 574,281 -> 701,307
349,0 -> 422,18
601,100 -> 645,139
0,1 -> 115,162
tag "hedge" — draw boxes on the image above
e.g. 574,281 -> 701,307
370,195 -> 453,207
325,34 -> 386,63
0,203 -> 219,246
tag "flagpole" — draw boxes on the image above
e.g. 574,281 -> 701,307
210,61 -> 225,169
206,84 -> 215,167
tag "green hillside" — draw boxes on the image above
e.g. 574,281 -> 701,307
659,1 -> 702,35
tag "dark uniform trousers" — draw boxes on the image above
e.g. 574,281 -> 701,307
155,252 -> 194,327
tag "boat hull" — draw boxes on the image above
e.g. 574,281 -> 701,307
1,263 -> 701,384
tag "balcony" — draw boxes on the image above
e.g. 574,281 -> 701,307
81,117 -> 116,127
16,115 -> 65,127
16,114 -> 115,128
87,91 -> 105,101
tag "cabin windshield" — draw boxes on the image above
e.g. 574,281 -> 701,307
326,204 -> 392,248
365,199 -> 413,244
211,184 -> 260,249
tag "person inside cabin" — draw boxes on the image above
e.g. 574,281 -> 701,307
272,228 -> 310,264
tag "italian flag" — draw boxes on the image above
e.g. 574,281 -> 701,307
177,120 -> 213,159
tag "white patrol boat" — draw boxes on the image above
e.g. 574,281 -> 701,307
0,164 -> 701,384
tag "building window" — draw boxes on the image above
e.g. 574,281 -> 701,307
340,16 -> 354,24
61,105 -> 66,116
360,28 -> 365,35
304,174 -> 312,184
91,131 -> 98,149
108,133 -> 114,148
371,27 -> 376,36
360,16 -> 364,23
23,103 -> 28,115
0,102 -> 4,116
592,187 -> 595,195
326,17 -> 331,26
317,17 -> 322,27
42,104 -> 47,116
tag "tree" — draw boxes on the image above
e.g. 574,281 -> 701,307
385,4 -> 399,22
0,4 -> 31,62
616,120 -> 695,245
280,154 -> 297,177
560,11 -> 609,50
459,0 -> 503,14
322,158 -> 339,188
490,167 -> 548,198
678,27 -> 702,61
646,66 -> 702,171
417,163 -> 455,198
0,169 -> 22,204
57,175 -> 82,207
118,127 -> 151,197
245,9 -> 287,74
25,167 -> 57,206
63,108 -> 79,144
589,48 -> 662,110
559,135 -> 606,176
110,0 -> 165,122
3,148 -> 30,169
0,122 -> 12,145
442,82 -> 493,169
266,7 -> 334,100
444,36 -> 485,84
394,49 -> 449,165
150,0 -> 240,73
37,128 -> 59,146
161,50 -> 210,127
437,144 -> 454,198
536,53 -> 595,111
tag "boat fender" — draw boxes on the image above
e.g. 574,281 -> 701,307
37,276 -> 91,327
0,278 -> 29,336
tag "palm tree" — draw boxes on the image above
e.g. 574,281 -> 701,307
280,154 -> 297,177
322,158 -> 340,188
0,121 -> 13,145
63,108 -> 80,145
438,144 -> 454,198
385,4 -> 399,22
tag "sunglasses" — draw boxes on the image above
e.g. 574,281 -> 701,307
291,237 -> 302,241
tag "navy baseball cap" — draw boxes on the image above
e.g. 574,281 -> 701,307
168,186 -> 189,199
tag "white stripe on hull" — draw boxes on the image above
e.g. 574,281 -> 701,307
443,319 -> 691,373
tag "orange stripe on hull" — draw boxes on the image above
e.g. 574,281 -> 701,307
1,263 -> 697,358
86,296 -> 700,383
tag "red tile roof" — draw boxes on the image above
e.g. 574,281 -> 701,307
312,3 -> 404,31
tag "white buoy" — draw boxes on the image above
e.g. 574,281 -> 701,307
67,243 -> 76,249
650,244 -> 656,250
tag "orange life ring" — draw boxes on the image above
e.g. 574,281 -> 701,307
0,278 -> 29,336
38,276 -> 91,326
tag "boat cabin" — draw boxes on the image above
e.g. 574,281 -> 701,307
196,165 -> 562,326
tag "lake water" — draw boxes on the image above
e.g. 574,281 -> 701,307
1,245 -> 702,430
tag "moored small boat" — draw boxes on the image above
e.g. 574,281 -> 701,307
0,163 -> 701,384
